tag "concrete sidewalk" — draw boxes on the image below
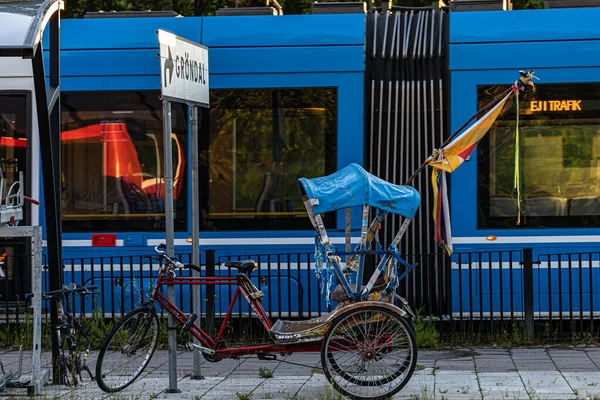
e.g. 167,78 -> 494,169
2,347 -> 600,399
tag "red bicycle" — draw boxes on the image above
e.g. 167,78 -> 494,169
96,164 -> 420,400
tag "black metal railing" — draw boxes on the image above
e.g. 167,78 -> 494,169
2,247 -> 600,342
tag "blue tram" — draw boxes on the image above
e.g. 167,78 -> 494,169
3,4 -> 600,319
449,7 -> 600,318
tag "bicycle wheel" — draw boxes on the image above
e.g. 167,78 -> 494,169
96,307 -> 159,393
321,304 -> 417,400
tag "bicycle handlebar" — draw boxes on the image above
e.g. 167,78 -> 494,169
153,244 -> 202,272
26,284 -> 98,299
24,196 -> 39,205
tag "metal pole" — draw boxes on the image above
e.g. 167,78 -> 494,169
33,37 -> 62,385
32,226 -> 42,394
190,105 -> 204,380
523,248 -> 535,342
163,100 -> 180,393
206,250 -> 216,337
345,208 -> 351,266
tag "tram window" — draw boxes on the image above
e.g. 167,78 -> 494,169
204,88 -> 337,231
478,83 -> 600,228
0,93 -> 29,224
61,91 -> 188,232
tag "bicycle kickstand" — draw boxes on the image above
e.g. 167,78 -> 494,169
83,365 -> 95,381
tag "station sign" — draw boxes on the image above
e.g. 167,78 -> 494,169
158,29 -> 209,107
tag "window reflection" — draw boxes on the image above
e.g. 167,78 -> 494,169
0,93 -> 28,223
478,83 -> 600,228
61,91 -> 187,232
205,88 -> 337,230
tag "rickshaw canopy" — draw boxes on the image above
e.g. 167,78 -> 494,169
298,163 -> 420,219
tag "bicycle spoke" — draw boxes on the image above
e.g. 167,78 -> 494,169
321,305 -> 417,399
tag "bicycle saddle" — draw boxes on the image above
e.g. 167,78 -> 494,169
224,260 -> 257,274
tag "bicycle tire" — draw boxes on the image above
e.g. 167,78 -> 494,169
96,307 -> 159,393
320,304 -> 417,400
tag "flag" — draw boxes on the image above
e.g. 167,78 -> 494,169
426,92 -> 512,254
431,168 -> 452,255
427,93 -> 511,173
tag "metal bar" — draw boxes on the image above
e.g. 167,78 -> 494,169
32,40 -> 63,382
377,78 -> 384,177
277,254 -> 282,319
296,254 -> 303,317
468,253 -> 473,334
267,254 -> 273,319
523,248 -> 534,342
547,254 -> 552,337
129,256 -> 134,311
345,208 -> 351,266
499,253 -> 504,325
478,255 -> 483,335
205,250 -> 216,337
578,256 -> 583,333
458,254 -> 463,326
306,253 -> 312,317
590,252 -> 594,333
421,10 -> 431,257
568,254 -> 573,338
162,99 -> 180,394
287,255 -> 292,318
119,256 -> 125,316
190,105 -> 203,380
558,255 -> 563,334
381,9 -> 389,59
31,226 -> 43,394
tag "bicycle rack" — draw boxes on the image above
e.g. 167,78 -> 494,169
0,345 -> 24,392
0,169 -> 24,227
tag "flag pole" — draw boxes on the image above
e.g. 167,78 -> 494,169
405,85 -> 513,185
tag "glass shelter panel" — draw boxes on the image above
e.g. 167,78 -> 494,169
61,91 -> 188,232
0,93 -> 29,217
205,88 -> 337,231
478,83 -> 600,228
0,94 -> 30,302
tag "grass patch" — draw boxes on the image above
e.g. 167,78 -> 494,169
259,367 -> 274,378
413,309 -> 440,349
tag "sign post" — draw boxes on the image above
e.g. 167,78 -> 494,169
158,29 -> 209,392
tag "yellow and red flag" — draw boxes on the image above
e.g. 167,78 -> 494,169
427,93 -> 511,173
426,92 -> 512,254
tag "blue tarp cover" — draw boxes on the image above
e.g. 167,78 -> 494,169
298,163 -> 420,218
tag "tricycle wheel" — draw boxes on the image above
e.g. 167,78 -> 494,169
320,304 -> 417,400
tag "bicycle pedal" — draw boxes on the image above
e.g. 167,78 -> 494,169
181,313 -> 197,332
186,342 -> 216,356
257,354 -> 277,361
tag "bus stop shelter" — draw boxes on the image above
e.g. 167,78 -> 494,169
0,0 -> 64,384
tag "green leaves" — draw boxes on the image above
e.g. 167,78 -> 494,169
62,0 -> 547,19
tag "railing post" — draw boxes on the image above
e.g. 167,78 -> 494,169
205,249 -> 216,337
523,248 -> 534,342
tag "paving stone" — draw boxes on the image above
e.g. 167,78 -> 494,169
561,371 -> 600,393
7,349 -> 600,399
434,371 -> 479,397
519,371 -> 574,395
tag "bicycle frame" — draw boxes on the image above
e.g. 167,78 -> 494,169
150,272 -> 322,359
